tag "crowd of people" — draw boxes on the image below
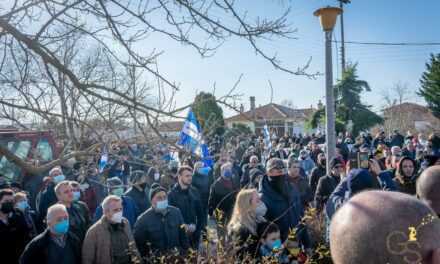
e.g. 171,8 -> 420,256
0,129 -> 440,263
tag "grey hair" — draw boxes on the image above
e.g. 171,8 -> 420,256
49,166 -> 62,177
102,195 -> 122,212
46,204 -> 67,224
54,181 -> 71,196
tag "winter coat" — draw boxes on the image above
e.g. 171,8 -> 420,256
208,177 -> 239,222
36,182 -> 58,225
314,174 -> 340,211
309,165 -> 326,195
20,229 -> 82,264
133,206 -> 189,257
68,201 -> 91,242
1,209 -> 32,264
377,171 -> 397,191
289,176 -> 313,207
192,171 -> 214,213
228,225 -> 261,260
168,184 -> 204,247
298,157 -> 315,177
393,156 -> 418,195
258,175 -> 301,241
325,169 -> 378,220
125,186 -> 150,215
95,195 -> 139,228
82,217 -> 140,264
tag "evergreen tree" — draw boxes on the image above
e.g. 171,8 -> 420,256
192,92 -> 225,137
419,53 -> 440,118
309,63 -> 382,135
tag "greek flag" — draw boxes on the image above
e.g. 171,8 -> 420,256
99,146 -> 108,173
178,109 -> 213,167
263,124 -> 272,150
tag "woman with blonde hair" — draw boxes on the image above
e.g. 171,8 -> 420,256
227,188 -> 267,260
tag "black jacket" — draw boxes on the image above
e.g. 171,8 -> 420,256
0,210 -> 32,264
36,183 -> 57,225
20,229 -> 82,264
228,225 -> 261,260
168,183 -> 204,247
125,186 -> 151,214
208,177 -> 238,222
314,174 -> 341,211
133,206 -> 189,257
309,165 -> 326,195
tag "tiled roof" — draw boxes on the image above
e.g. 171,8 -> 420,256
158,121 -> 184,132
225,103 -> 316,122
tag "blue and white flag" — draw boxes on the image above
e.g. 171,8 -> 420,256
99,146 -> 108,173
178,109 -> 213,168
263,124 -> 272,150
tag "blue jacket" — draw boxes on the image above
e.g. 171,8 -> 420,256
377,171 -> 397,191
259,175 -> 301,241
94,195 -> 139,227
298,157 -> 315,176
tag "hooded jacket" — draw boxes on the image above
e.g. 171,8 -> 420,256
393,156 -> 418,195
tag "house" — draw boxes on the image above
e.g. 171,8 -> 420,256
156,121 -> 184,139
225,96 -> 320,137
382,102 -> 440,134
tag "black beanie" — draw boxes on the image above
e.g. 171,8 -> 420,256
149,183 -> 167,201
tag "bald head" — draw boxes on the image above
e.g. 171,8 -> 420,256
417,165 -> 440,215
330,190 -> 440,264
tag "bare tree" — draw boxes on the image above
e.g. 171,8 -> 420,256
381,82 -> 414,134
0,0 -> 317,174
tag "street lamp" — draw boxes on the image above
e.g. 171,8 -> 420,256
314,6 -> 342,175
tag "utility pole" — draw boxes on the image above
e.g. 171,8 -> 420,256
314,7 -> 341,175
338,0 -> 350,74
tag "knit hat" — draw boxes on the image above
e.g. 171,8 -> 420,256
149,183 -> 167,201
266,158 -> 285,173
107,177 -> 123,187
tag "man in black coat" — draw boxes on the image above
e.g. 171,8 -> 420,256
125,170 -> 151,214
0,189 -> 32,264
309,153 -> 327,195
20,204 -> 81,264
36,167 -> 66,226
208,162 -> 239,223
168,166 -> 204,249
240,155 -> 264,188
134,183 -> 189,258
314,158 -> 344,211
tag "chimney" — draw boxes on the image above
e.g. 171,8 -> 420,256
250,96 -> 256,120
239,104 -> 244,113
318,100 -> 324,109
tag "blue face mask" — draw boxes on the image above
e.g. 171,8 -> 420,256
53,219 -> 69,235
198,167 -> 211,175
156,199 -> 168,210
270,239 -> 282,250
53,174 -> 65,184
72,191 -> 81,201
16,200 -> 29,211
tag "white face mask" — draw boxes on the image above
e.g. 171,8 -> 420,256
111,211 -> 123,223
255,201 -> 267,218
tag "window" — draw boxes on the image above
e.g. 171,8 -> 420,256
0,140 -> 31,181
36,139 -> 53,162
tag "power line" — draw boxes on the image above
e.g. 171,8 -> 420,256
334,40 -> 440,46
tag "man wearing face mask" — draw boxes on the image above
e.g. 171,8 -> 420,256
298,150 -> 315,177
55,181 -> 90,242
208,162 -> 239,224
94,177 -> 139,228
82,195 -> 140,264
168,166 -> 204,249
192,161 -> 213,232
15,192 -> 38,238
20,204 -> 81,264
240,155 -> 264,188
125,170 -> 151,214
259,158 -> 302,241
36,166 -> 66,226
0,189 -> 31,264
134,183 -> 189,258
